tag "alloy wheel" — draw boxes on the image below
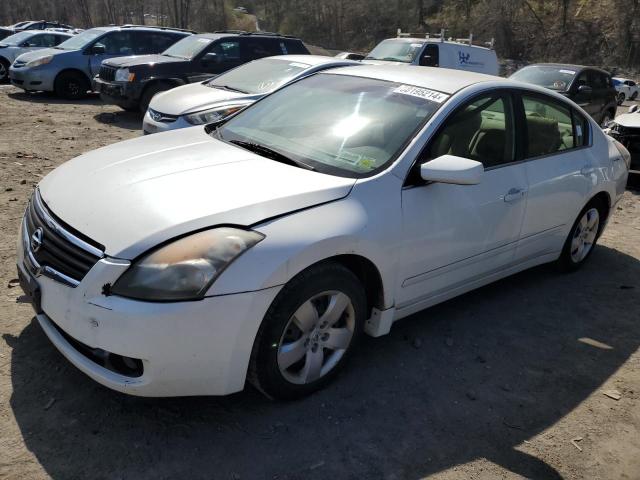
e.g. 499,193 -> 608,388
277,290 -> 355,385
570,208 -> 599,263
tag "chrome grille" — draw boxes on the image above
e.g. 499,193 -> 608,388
99,65 -> 117,82
22,190 -> 104,287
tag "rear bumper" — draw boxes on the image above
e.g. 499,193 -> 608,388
94,77 -> 142,110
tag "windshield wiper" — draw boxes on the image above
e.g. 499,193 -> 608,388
213,84 -> 248,94
230,140 -> 315,171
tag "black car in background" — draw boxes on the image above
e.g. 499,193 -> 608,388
510,63 -> 618,127
94,31 -> 310,112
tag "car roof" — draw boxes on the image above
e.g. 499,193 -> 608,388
379,36 -> 493,51
92,25 -> 193,34
524,63 -> 611,76
325,64 -> 501,94
267,54 -> 359,67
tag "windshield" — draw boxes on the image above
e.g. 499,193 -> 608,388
218,74 -> 444,178
208,58 -> 310,95
56,29 -> 104,50
366,39 -> 424,63
510,65 -> 577,91
0,31 -> 35,46
163,36 -> 213,60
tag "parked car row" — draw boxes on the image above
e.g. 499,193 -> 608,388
4,21 -> 633,399
0,20 -> 78,41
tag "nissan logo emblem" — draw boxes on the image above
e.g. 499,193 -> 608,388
30,227 -> 44,253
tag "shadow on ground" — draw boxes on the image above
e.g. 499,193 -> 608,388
8,90 -> 103,106
5,245 -> 640,479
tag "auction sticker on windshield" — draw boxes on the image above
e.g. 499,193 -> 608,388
394,85 -> 449,103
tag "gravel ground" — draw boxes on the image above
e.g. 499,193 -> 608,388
0,85 -> 639,480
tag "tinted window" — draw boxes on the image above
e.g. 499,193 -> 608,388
132,31 -> 180,55
95,31 -> 133,55
420,44 -> 439,67
53,35 -> 69,46
588,71 -> 609,89
212,40 -> 241,60
281,39 -> 308,54
522,95 -> 575,157
427,94 -> 514,168
243,38 -> 280,59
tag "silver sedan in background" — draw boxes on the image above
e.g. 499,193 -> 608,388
0,30 -> 73,82
142,55 -> 360,135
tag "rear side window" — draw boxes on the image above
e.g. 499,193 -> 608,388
281,39 -> 308,54
134,32 -> 181,54
589,71 -> 608,89
54,35 -> 69,46
521,94 -> 587,157
243,38 -> 281,59
427,93 -> 515,168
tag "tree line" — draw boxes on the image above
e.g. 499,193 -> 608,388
1,0 -> 640,70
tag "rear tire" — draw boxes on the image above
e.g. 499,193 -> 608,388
54,71 -> 89,100
557,198 -> 606,272
617,93 -> 626,105
632,92 -> 638,101
0,57 -> 9,83
248,262 -> 366,400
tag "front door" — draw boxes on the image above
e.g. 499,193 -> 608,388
87,31 -> 134,77
398,92 -> 528,308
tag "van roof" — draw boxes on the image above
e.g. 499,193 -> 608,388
384,36 -> 494,52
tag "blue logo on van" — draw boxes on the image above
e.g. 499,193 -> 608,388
459,51 -> 471,64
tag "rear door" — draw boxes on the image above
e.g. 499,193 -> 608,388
515,92 -> 592,260
570,70 -> 597,117
241,37 -> 282,62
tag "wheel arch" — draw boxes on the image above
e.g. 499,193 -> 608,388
140,78 -> 182,98
54,68 -> 92,87
590,190 -> 611,220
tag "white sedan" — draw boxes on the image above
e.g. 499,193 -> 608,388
17,65 -> 630,399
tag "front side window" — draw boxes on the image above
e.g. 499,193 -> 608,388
208,58 -> 310,94
23,34 -> 57,47
426,94 -> 515,168
420,44 -> 439,67
96,32 -> 133,55
212,40 -> 241,60
218,74 -> 443,177
522,95 -> 576,157
365,39 -> 424,63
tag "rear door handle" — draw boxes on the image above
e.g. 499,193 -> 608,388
504,187 -> 527,203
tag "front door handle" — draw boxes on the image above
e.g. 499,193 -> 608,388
580,166 -> 595,176
504,187 -> 527,203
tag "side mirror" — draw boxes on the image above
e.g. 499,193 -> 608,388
577,85 -> 593,94
420,155 -> 484,185
629,104 -> 639,114
203,52 -> 220,64
90,43 -> 106,55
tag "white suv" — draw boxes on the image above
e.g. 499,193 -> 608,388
613,77 -> 639,103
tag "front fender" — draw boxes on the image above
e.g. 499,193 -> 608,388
207,179 -> 403,309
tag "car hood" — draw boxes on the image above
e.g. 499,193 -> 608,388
614,113 -> 640,128
104,54 -> 185,69
150,81 -> 258,116
38,127 -> 355,259
15,47 -> 68,62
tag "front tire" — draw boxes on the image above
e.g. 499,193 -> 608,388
249,262 -> 366,400
139,82 -> 172,113
557,199 -> 606,271
54,71 -> 89,99
617,93 -> 626,105
0,57 -> 9,83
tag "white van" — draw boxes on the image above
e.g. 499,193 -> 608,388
364,30 -> 499,76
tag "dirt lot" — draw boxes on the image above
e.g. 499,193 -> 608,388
0,85 -> 639,480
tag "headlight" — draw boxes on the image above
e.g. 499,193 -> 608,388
114,68 -> 135,82
184,105 -> 246,125
111,227 -> 264,301
25,55 -> 53,67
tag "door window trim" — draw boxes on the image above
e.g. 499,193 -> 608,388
516,90 -> 593,162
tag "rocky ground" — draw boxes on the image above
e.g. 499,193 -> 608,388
0,85 -> 639,480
